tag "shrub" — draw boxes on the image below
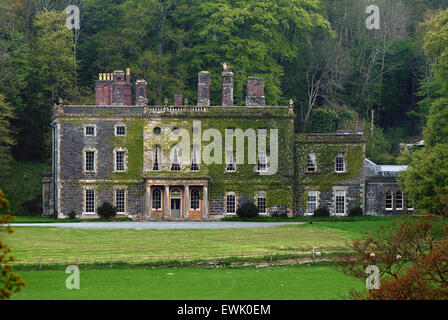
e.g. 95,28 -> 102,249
97,201 -> 117,219
68,211 -> 77,219
349,206 -> 363,216
271,211 -> 288,218
236,202 -> 259,218
313,207 -> 330,217
21,194 -> 42,215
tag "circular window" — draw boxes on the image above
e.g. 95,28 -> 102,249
153,127 -> 161,135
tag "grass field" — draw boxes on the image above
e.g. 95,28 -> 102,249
7,220 -> 403,265
11,264 -> 364,300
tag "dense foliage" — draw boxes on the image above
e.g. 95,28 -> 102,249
340,216 -> 448,300
400,8 -> 448,214
97,201 -> 117,219
0,189 -> 25,299
236,202 -> 260,218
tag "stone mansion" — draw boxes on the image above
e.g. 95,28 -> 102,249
42,65 -> 414,220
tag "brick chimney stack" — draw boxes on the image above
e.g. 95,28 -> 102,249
246,77 -> 265,106
135,79 -> 147,106
221,64 -> 234,106
112,69 -> 132,105
174,94 -> 183,107
95,73 -> 113,105
198,71 -> 210,107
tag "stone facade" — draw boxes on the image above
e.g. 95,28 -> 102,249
42,65 -> 409,220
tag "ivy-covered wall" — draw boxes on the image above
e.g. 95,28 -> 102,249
54,105 -> 295,218
294,133 -> 366,216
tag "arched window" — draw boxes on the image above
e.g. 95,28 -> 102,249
396,191 -> 403,210
171,146 -> 181,171
152,189 -> 162,210
191,146 -> 199,171
153,145 -> 161,171
257,152 -> 267,172
385,190 -> 393,210
190,189 -> 200,210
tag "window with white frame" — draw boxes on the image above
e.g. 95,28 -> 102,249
257,191 -> 267,214
307,153 -> 317,172
115,126 -> 126,136
85,126 -> 95,136
115,189 -> 126,214
257,152 -> 267,172
115,149 -> 126,172
226,192 -> 236,214
335,190 -> 346,215
226,151 -> 236,172
190,189 -> 200,210
171,147 -> 181,171
85,150 -> 95,172
152,189 -> 162,210
396,191 -> 403,210
85,189 -> 95,213
307,191 -> 318,215
153,145 -> 161,171
385,191 -> 393,210
335,152 -> 346,173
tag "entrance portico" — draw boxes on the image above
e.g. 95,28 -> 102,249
144,178 -> 209,220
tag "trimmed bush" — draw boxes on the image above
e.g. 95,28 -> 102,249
236,202 -> 259,218
349,206 -> 363,216
68,211 -> 77,219
97,201 -> 117,219
271,211 -> 288,218
313,207 -> 330,217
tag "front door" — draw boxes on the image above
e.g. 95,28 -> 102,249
171,199 -> 181,218
170,188 -> 182,219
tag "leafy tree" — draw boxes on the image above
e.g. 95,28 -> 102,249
339,216 -> 448,299
0,189 -> 25,300
400,9 -> 448,213
0,94 -> 16,171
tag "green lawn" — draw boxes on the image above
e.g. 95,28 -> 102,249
11,264 -> 363,300
7,220 -> 403,265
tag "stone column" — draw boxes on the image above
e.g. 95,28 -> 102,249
202,185 -> 208,220
164,185 -> 170,219
184,185 -> 189,219
145,185 -> 151,220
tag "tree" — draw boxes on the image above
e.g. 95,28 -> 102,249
339,216 -> 448,300
0,189 -> 26,300
0,94 -> 16,171
400,9 -> 448,213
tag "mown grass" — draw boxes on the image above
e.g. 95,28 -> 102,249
11,263 -> 363,300
7,220 -> 401,265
